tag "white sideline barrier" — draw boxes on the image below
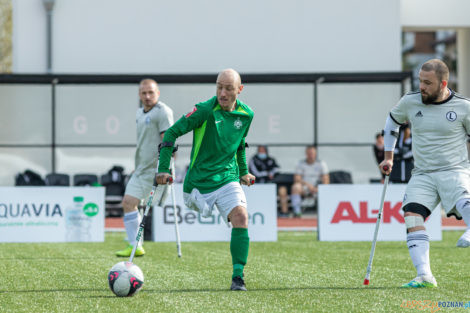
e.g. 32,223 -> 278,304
0,187 -> 105,243
318,184 -> 442,241
153,184 -> 277,242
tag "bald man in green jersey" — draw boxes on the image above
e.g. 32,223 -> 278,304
156,69 -> 256,291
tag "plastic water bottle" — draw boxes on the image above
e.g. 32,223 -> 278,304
66,196 -> 84,241
81,203 -> 93,242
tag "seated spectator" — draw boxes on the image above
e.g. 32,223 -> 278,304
373,132 -> 385,181
279,145 -> 329,217
390,124 -> 413,183
248,145 -> 279,183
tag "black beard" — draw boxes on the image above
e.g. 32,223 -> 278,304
421,91 -> 439,104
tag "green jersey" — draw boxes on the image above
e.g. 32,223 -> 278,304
158,96 -> 254,194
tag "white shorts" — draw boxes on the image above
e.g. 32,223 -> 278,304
125,172 -> 170,206
183,182 -> 247,222
403,168 -> 470,217
125,171 -> 154,200
302,185 -> 316,198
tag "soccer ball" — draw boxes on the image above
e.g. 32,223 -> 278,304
108,261 -> 144,297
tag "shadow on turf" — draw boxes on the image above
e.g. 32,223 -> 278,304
141,286 -> 397,293
0,257 -> 109,260
0,288 -> 105,295
0,286 -> 397,297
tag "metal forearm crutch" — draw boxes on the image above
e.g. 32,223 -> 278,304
129,145 -> 178,262
170,159 -> 182,258
363,165 -> 390,285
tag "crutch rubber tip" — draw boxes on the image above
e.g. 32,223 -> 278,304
363,279 -> 370,285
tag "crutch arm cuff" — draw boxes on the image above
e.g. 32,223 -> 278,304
238,142 -> 249,151
158,142 -> 174,153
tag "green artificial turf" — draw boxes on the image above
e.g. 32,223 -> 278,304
0,231 -> 468,312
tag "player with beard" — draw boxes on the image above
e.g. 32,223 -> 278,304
380,59 -> 470,288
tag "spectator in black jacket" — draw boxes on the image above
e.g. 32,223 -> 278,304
390,124 -> 413,183
373,132 -> 385,165
248,145 -> 279,183
373,132 -> 385,181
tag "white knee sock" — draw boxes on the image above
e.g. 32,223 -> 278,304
456,198 -> 470,240
407,230 -> 432,277
291,194 -> 301,215
123,211 -> 141,247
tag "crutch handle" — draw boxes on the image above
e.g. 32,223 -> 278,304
240,177 -> 255,185
154,174 -> 173,186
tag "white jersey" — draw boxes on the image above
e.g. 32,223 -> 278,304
295,159 -> 329,186
134,101 -> 174,175
390,90 -> 470,173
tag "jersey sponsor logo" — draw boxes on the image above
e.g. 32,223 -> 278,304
185,107 -> 197,118
145,116 -> 151,124
234,118 -> 243,129
446,111 -> 457,122
415,111 -> 423,117
215,120 -> 222,124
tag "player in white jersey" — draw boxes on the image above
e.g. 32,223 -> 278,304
380,59 -> 470,288
116,79 -> 174,257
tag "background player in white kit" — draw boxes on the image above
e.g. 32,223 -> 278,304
380,59 -> 470,288
116,79 -> 174,257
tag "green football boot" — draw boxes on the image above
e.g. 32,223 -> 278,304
401,275 -> 437,288
115,245 -> 145,257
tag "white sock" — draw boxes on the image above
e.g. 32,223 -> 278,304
123,211 -> 140,247
291,194 -> 301,215
456,198 -> 470,240
407,230 -> 432,277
